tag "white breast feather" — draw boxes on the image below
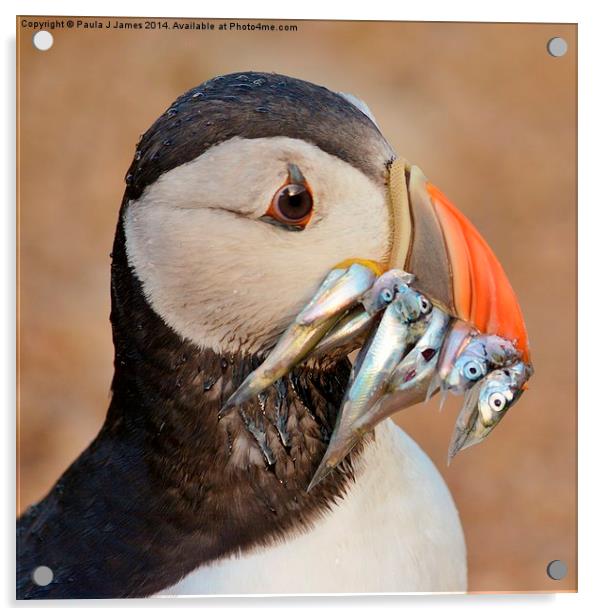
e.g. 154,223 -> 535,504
161,419 -> 467,595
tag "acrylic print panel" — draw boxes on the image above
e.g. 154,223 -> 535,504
16,17 -> 577,597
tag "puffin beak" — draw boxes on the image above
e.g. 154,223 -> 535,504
397,161 -> 530,363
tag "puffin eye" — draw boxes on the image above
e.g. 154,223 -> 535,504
488,392 -> 507,412
268,183 -> 313,228
463,359 -> 485,381
419,296 -> 431,314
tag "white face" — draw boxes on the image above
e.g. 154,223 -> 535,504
124,135 -> 392,355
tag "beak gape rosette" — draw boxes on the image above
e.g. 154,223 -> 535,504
222,158 -> 533,489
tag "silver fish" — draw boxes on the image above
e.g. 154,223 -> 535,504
444,334 -> 521,394
221,263 -> 375,413
220,315 -> 338,415
433,319 -> 475,397
307,285 -> 433,490
310,306 -> 375,358
295,263 -> 377,326
329,307 -> 451,450
310,268 -> 417,359
447,361 -> 533,462
361,269 -> 415,316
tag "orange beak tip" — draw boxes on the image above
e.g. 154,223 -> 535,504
425,182 -> 529,358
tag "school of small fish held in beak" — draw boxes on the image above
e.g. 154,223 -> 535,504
222,262 -> 533,490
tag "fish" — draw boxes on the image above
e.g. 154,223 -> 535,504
323,307 -> 451,454
310,268 -> 417,358
429,319 -> 474,399
444,334 -> 521,395
221,262 -> 378,413
295,262 -> 378,326
307,284 -> 433,490
310,306 -> 375,358
360,269 -> 415,316
447,361 -> 533,462
219,314 -> 338,416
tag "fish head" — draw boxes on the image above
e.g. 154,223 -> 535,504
443,338 -> 488,394
391,284 -> 432,324
361,269 -> 415,315
447,362 -> 532,460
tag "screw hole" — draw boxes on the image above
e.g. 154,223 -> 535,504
32,31 -> 53,51
547,37 -> 567,58
32,565 -> 54,586
546,560 -> 568,580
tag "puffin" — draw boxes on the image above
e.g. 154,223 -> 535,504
17,71 -> 471,598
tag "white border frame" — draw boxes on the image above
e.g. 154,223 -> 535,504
4,1 -> 599,613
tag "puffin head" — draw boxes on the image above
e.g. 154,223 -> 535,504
122,72 -> 395,357
113,71 -> 530,486
121,71 -> 528,367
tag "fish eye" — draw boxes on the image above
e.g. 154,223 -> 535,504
268,183 -> 313,227
380,288 -> 394,304
488,392 -> 507,412
419,296 -> 431,314
463,359 -> 485,381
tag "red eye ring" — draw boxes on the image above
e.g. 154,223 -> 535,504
265,168 -> 314,229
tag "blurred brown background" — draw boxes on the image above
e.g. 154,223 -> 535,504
17,18 -> 576,593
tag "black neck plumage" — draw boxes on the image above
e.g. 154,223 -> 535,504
17,217 -> 361,599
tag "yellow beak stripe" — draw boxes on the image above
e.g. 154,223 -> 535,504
387,157 -> 413,271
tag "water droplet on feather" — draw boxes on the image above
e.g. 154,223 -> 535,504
204,376 -> 218,391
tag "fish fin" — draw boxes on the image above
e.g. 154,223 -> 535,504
438,386 -> 448,412
426,373 -> 441,402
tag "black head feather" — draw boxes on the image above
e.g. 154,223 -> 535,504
124,71 -> 393,200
